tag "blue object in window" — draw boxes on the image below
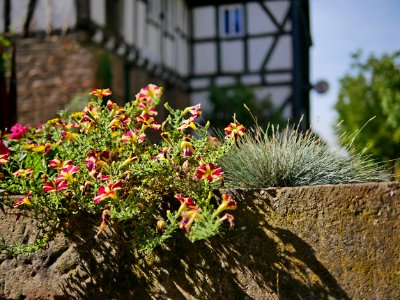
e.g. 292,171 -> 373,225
234,8 -> 240,33
224,9 -> 230,34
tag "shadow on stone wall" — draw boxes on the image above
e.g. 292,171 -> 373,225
2,182 -> 399,299
55,190 -> 349,300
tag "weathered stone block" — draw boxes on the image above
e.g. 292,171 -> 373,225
0,182 -> 399,299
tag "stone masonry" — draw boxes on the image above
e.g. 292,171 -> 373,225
0,182 -> 399,299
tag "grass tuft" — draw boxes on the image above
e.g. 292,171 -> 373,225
219,124 -> 390,188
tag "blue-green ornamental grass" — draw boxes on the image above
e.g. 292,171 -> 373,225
219,124 -> 389,188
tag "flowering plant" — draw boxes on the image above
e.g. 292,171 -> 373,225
0,85 -> 244,252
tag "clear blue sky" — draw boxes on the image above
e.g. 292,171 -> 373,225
310,0 -> 400,147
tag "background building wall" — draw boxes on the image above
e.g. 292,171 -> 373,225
16,36 -> 96,126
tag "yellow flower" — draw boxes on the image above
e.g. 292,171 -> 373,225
23,144 -> 35,150
32,145 -> 46,153
70,112 -> 85,119
47,118 -> 60,125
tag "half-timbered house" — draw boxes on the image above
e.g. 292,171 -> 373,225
0,0 -> 311,127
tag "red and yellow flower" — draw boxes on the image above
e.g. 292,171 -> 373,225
0,140 -> 11,155
224,122 -> 246,139
181,140 -> 195,157
135,84 -> 163,108
120,129 -> 146,144
93,182 -> 123,204
179,210 -> 201,233
13,191 -> 33,207
182,104 -> 202,118
220,213 -> 235,228
196,163 -> 223,181
136,114 -> 161,130
43,180 -> 68,192
12,168 -> 33,177
49,158 -> 73,170
175,194 -> 199,217
177,116 -> 197,132
213,193 -> 237,216
89,88 -> 112,98
0,154 -> 9,165
56,164 -> 79,183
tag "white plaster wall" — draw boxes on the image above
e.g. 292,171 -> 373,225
194,43 -> 217,74
147,23 -> 160,64
247,2 -> 275,35
163,37 -> 174,69
193,7 -> 215,38
221,40 -> 244,72
136,1 -> 146,49
267,35 -> 292,70
248,37 -> 274,71
177,37 -> 189,76
123,0 -> 134,44
0,0 -> 3,32
90,0 -> 105,27
264,1 -> 290,27
10,0 -> 29,33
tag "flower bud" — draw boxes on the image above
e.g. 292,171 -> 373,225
156,219 -> 167,234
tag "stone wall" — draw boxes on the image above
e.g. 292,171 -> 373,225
16,36 -> 97,126
14,35 -> 189,127
1,182 -> 399,299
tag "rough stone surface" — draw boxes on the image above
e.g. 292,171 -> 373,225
1,182 -> 399,299
14,35 -> 189,127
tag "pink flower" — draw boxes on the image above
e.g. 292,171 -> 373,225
93,182 -> 123,204
43,180 -> 68,192
13,191 -> 33,207
224,122 -> 246,139
108,114 -> 130,131
89,88 -> 112,98
196,163 -> 223,181
9,123 -> 29,139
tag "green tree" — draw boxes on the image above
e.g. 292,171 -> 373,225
335,51 -> 400,174
205,85 -> 284,131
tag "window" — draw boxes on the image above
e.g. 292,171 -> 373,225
220,5 -> 244,37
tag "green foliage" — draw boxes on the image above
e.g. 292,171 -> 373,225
95,52 -> 113,94
0,85 -> 239,254
335,51 -> 400,167
0,35 -> 11,71
205,85 -> 284,131
219,124 -> 389,188
63,93 -> 91,114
